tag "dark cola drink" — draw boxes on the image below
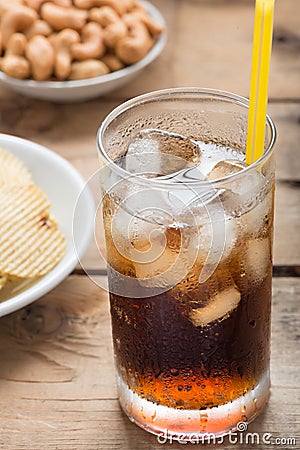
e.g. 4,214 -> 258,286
98,89 -> 276,439
102,138 -> 274,438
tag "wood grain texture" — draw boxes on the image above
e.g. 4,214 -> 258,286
0,0 -> 299,448
0,0 -> 299,104
274,181 -> 300,266
174,0 -> 300,100
0,276 -> 299,450
269,103 -> 300,182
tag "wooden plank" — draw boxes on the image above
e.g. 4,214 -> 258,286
269,103 -> 300,182
150,0 -> 300,101
0,0 -> 299,105
0,276 -> 298,449
274,181 -> 300,266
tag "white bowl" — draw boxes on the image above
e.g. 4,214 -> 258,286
0,1 -> 167,102
0,133 -> 95,317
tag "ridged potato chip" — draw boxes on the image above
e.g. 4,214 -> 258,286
0,183 -> 66,278
0,274 -> 7,291
0,147 -> 32,186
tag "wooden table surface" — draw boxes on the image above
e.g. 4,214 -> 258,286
0,1 -> 299,449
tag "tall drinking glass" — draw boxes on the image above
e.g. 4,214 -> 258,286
97,88 -> 276,440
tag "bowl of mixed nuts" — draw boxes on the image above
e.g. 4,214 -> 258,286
0,0 -> 166,102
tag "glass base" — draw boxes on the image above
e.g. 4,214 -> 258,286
117,371 -> 270,440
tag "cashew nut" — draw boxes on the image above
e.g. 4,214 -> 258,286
129,11 -> 164,36
89,7 -> 127,48
24,0 -> 73,12
101,53 -> 124,72
41,3 -> 88,31
6,32 -> 27,56
54,0 -> 73,6
25,35 -> 55,80
89,6 -> 118,27
1,30 -> 30,79
0,0 -> 163,81
1,54 -> 30,78
25,19 -> 52,39
74,0 -> 135,16
115,16 -> 153,65
24,0 -> 47,11
0,0 -> 24,18
71,21 -> 105,60
50,28 -> 80,80
1,6 -> 38,47
69,59 -> 109,80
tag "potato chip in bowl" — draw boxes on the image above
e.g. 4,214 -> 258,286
0,134 -> 94,316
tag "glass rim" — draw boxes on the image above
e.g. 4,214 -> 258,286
97,87 -> 276,189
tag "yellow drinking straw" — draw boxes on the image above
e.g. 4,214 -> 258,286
246,0 -> 275,165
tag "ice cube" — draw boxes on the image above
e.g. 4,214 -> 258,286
207,159 -> 244,181
239,189 -> 273,237
195,213 -> 238,268
126,129 -> 202,177
189,286 -> 241,326
229,169 -> 264,213
110,180 -> 197,289
197,142 -> 244,177
132,240 -> 181,289
208,160 -> 267,232
141,129 -> 201,164
129,214 -> 166,263
111,184 -> 174,261
133,244 -> 177,280
132,224 -> 198,289
244,238 -> 271,283
110,206 -> 133,261
125,135 -> 161,176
